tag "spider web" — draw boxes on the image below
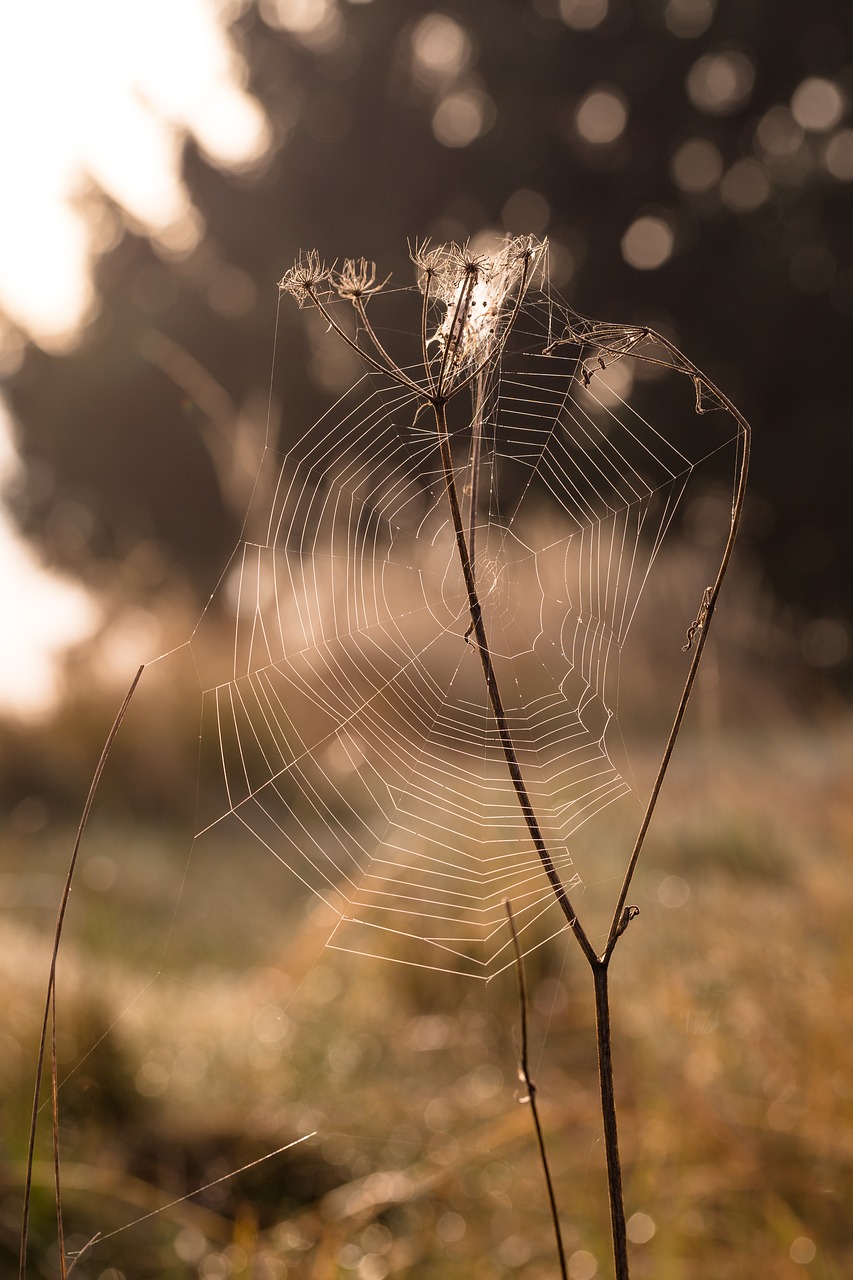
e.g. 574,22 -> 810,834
189,269 -> 741,980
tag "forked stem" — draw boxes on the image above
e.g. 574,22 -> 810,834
286,250 -> 751,1280
428,297 -> 629,1272
600,334 -> 751,960
306,287 -> 424,397
437,388 -> 630,1273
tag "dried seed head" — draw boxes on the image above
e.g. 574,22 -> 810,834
410,238 -> 445,293
335,257 -> 390,300
426,235 -> 546,373
412,240 -> 483,298
279,250 -> 333,307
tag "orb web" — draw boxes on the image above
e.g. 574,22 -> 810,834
190,263 -> 741,979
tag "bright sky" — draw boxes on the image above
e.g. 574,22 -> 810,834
0,0 -> 269,344
0,0 -> 271,716
0,402 -> 96,715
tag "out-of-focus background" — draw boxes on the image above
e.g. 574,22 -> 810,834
2,2 -> 852,1277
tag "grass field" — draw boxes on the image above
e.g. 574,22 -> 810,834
3,681 -> 852,1279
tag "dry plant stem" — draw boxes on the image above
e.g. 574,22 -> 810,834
433,337 -> 748,1280
420,273 -> 436,395
19,665 -> 145,1280
434,268 -> 477,395
298,266 -> 748,1280
306,288 -> 424,397
467,371 -> 485,573
506,901 -> 569,1280
352,296 -> 413,390
437,402 -> 627,1273
440,254 -> 535,403
427,295 -> 625,1271
600,336 -> 751,960
431,396 -> 597,966
50,983 -> 67,1280
592,961 -> 628,1280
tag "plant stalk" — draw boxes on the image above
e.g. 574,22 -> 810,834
20,665 -> 145,1280
467,371 -> 485,574
431,398 -> 596,965
296,260 -> 751,1280
438,383 -> 633,1272
601,334 -> 751,959
592,959 -> 630,1280
506,901 -> 569,1280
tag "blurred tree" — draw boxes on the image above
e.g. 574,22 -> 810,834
2,0 -> 852,665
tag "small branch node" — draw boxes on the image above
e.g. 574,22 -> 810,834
683,585 -> 713,652
615,904 -> 640,939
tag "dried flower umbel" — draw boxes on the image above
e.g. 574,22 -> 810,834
334,256 -> 390,300
278,249 -> 333,306
280,234 -> 543,401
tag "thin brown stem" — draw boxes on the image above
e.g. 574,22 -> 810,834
435,269 -> 477,398
307,289 -> 425,397
432,399 -> 597,965
20,665 -> 145,1280
352,295 -> 419,393
467,372 -> 485,575
420,272 -> 436,394
506,902 -> 568,1280
601,335 -> 751,961
50,983 -> 67,1280
592,960 -> 629,1280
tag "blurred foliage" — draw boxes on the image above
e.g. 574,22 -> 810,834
1,0 -> 852,672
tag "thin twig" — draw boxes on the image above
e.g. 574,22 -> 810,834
506,902 -> 568,1280
306,288 -> 425,397
20,665 -> 145,1280
600,334 -> 751,961
431,397 -> 597,965
352,295 -> 417,393
419,270 -> 436,395
435,267 -> 477,398
467,371 -> 486,578
50,982 -> 66,1280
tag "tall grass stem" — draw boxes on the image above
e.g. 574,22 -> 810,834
20,665 -> 145,1280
